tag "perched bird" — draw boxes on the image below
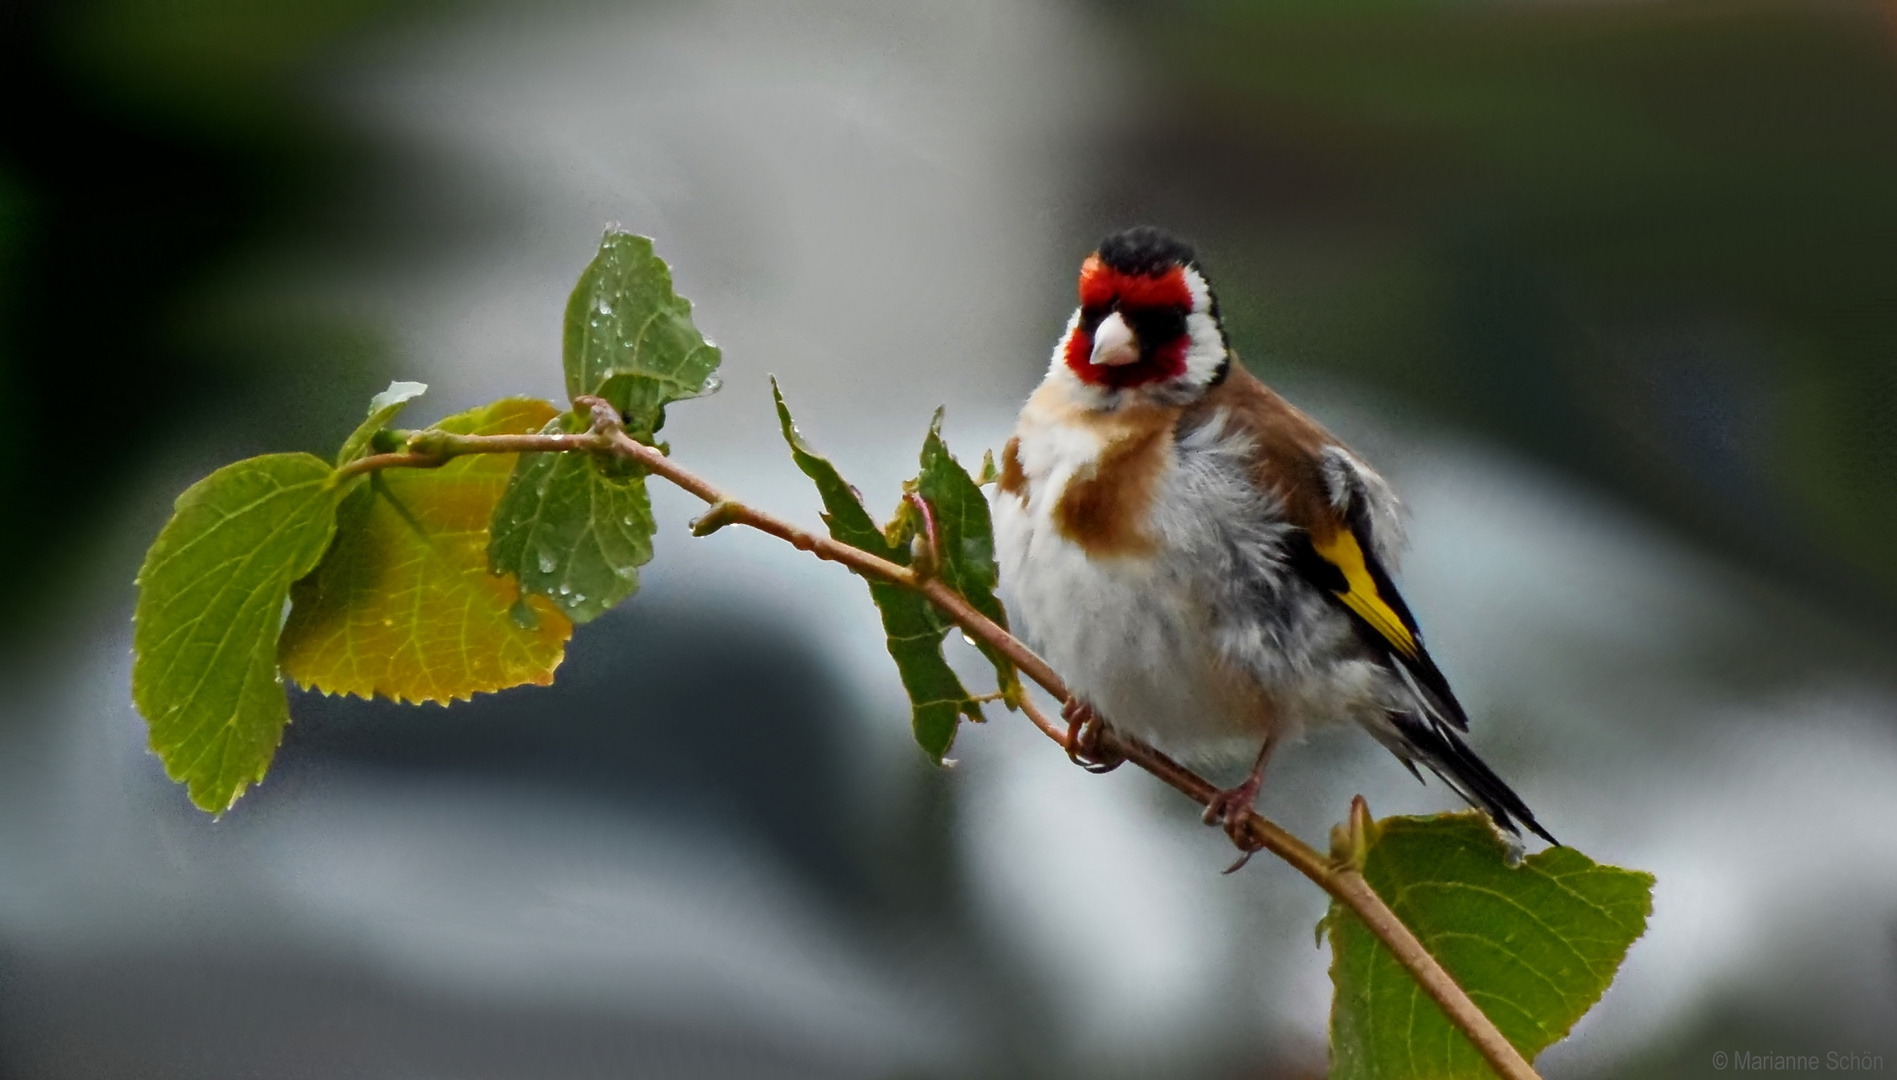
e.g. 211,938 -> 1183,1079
992,226 -> 1554,860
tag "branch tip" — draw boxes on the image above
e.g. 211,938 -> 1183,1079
690,500 -> 746,537
1331,794 -> 1379,870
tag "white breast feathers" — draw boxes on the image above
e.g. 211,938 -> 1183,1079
993,403 -> 1407,764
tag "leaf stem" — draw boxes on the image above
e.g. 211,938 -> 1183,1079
341,397 -> 1540,1080
902,491 -> 941,580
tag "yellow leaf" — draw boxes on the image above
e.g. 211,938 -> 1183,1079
280,398 -> 572,703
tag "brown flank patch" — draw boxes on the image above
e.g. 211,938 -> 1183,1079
1054,411 -> 1175,558
998,437 -> 1028,503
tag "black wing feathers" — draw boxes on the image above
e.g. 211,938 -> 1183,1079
1286,492 -> 1554,844
1383,711 -> 1559,845
1353,536 -> 1470,732
1288,506 -> 1471,732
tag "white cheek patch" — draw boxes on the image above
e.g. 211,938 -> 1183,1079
1181,311 -> 1226,386
1182,266 -> 1213,315
1169,265 -> 1227,392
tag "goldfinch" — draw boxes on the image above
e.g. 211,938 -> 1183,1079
992,227 -> 1555,857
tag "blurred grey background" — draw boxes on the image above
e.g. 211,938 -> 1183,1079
2,0 -> 1895,1077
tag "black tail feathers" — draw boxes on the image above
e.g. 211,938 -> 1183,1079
1379,711 -> 1558,847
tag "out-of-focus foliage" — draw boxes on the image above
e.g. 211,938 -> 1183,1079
1108,0 -> 1897,628
1327,814 -> 1654,1079
62,0 -> 460,134
281,396 -> 571,704
0,173 -> 26,541
0,0 -> 463,635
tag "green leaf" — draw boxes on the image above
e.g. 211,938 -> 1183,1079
337,380 -> 428,465
905,410 -> 1021,706
132,453 -> 345,812
489,414 -> 655,623
773,379 -> 982,762
1327,813 -> 1655,1079
565,231 -> 721,439
976,448 -> 999,487
279,398 -> 573,704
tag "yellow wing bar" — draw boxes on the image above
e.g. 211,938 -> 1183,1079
1311,529 -> 1418,659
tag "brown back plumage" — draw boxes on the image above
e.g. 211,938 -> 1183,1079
1184,363 -> 1349,545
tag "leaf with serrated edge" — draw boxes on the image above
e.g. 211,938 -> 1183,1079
565,232 -> 721,439
133,453 -> 345,812
489,415 -> 654,623
773,380 -> 980,761
280,398 -> 572,703
337,380 -> 428,465
909,410 -> 1021,706
1328,813 -> 1655,1079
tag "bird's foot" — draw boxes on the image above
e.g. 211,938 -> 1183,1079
1203,775 -> 1267,874
1062,698 -> 1123,774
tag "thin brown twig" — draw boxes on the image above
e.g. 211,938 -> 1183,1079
344,396 -> 1541,1080
335,450 -> 444,480
333,431 -> 612,483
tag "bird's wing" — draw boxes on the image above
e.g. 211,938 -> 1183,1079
1291,449 -> 1472,732
1180,366 -> 1468,729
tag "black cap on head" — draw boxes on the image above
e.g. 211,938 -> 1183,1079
1096,226 -> 1197,276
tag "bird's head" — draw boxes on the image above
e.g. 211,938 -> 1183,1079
1050,226 -> 1230,408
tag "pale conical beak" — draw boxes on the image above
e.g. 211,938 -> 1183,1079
1090,311 -> 1140,366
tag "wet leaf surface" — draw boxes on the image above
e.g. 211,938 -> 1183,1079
564,231 -> 720,440
489,413 -> 654,624
280,398 -> 572,704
